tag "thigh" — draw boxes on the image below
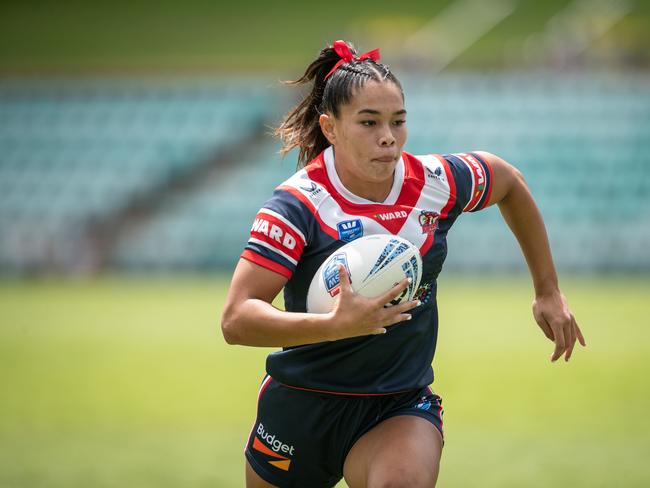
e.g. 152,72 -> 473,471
244,376 -> 348,488
246,459 -> 277,488
343,415 -> 443,488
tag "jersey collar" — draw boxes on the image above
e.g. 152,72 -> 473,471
323,146 -> 405,206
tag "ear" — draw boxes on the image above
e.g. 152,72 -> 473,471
319,113 -> 336,145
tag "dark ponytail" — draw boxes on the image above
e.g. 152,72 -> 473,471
274,41 -> 403,167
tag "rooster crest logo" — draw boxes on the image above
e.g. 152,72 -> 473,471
419,210 -> 440,235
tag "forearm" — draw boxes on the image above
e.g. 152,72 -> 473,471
222,298 -> 335,347
497,172 -> 559,296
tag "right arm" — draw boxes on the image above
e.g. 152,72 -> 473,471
220,258 -> 418,347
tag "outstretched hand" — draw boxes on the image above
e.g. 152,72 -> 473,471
327,264 -> 420,341
532,290 -> 586,362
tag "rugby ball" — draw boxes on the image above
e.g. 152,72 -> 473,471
306,234 -> 422,314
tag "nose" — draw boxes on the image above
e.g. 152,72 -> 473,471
379,124 -> 395,147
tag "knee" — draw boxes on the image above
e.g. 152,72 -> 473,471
368,465 -> 438,488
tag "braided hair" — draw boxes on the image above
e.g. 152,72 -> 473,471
274,41 -> 403,167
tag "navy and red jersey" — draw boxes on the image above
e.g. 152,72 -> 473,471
241,146 -> 493,394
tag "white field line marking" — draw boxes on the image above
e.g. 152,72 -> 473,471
403,0 -> 517,72
538,0 -> 633,58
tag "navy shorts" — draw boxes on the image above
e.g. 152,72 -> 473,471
244,376 -> 444,488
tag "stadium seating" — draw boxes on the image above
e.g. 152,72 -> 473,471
0,79 -> 278,273
401,73 -> 650,272
111,141 -> 295,271
1,73 -> 648,274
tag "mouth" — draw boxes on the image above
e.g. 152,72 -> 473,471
372,156 -> 398,163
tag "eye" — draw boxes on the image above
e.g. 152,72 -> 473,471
361,120 -> 376,127
393,119 -> 406,126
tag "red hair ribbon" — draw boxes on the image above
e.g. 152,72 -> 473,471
324,40 -> 381,80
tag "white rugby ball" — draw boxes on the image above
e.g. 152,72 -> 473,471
306,234 -> 422,314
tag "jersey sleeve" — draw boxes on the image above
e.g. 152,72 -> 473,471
240,188 -> 310,280
443,152 -> 493,213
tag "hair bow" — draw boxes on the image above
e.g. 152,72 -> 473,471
324,40 -> 381,80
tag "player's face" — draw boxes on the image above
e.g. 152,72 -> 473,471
321,80 -> 407,197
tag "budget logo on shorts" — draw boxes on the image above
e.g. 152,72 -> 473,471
252,422 -> 295,471
337,219 -> 363,242
323,253 -> 350,296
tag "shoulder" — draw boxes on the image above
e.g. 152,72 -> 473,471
406,151 -> 450,183
272,158 -> 332,213
402,151 -> 458,196
409,150 -> 496,213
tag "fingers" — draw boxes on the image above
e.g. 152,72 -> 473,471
575,320 -> 587,347
373,299 -> 419,330
550,319 -> 567,362
395,298 -> 420,313
533,305 -> 554,341
334,264 -> 418,337
337,264 -> 352,293
376,277 -> 412,307
367,304 -> 416,336
563,314 -> 578,361
534,293 -> 585,363
360,303 -> 416,337
565,318 -> 587,361
563,315 -> 576,361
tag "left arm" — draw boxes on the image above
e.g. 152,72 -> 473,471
475,151 -> 586,362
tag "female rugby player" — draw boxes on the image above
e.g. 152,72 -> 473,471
221,40 -> 586,488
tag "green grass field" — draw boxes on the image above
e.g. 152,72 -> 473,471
1,276 -> 649,487
1,0 -> 648,73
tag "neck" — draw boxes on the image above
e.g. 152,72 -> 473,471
333,154 -> 395,203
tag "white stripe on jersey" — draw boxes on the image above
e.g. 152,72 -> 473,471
286,173 -> 329,211
414,154 -> 452,222
416,154 -> 446,178
258,208 -> 307,244
249,237 -> 299,266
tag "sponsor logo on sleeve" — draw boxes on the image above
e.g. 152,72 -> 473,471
337,219 -> 363,242
251,218 -> 298,250
459,153 -> 487,211
249,210 -> 306,264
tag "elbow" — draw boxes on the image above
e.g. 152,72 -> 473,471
511,165 -> 526,186
499,166 -> 528,207
476,150 -> 528,203
506,165 -> 528,198
220,307 -> 242,345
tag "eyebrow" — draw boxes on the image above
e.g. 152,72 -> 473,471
357,109 -> 407,115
